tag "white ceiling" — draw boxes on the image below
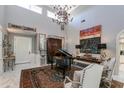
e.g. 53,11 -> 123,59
72,5 -> 94,14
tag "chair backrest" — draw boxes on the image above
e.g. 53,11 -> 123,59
106,57 -> 116,80
80,64 -> 103,88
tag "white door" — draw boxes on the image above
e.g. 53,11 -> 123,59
120,42 -> 124,64
14,36 -> 32,64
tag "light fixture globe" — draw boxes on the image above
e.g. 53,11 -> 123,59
52,5 -> 74,30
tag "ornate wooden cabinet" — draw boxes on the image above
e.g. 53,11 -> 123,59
47,38 -> 62,64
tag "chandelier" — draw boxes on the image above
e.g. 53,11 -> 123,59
52,5 -> 73,30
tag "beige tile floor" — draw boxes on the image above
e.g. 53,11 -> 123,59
0,63 -> 41,88
0,63 -> 124,88
113,64 -> 124,86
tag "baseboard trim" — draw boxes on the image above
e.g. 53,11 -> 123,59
15,62 -> 31,65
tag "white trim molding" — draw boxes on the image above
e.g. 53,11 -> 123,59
116,29 -> 124,75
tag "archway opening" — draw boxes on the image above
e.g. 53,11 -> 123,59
116,29 -> 124,77
118,33 -> 124,71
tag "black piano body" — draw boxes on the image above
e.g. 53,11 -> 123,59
54,49 -> 73,69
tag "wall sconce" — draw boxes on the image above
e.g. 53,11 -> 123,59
75,45 -> 81,56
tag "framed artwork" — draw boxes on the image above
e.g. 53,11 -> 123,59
80,25 -> 101,54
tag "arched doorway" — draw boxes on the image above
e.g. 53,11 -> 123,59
116,29 -> 124,75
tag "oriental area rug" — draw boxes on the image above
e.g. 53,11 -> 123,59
20,65 -> 123,88
20,65 -> 81,88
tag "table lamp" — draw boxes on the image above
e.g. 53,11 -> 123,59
97,43 -> 111,61
97,43 -> 107,50
75,45 -> 81,56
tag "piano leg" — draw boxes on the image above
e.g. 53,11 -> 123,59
63,68 -> 65,79
51,61 -> 53,69
69,58 -> 72,70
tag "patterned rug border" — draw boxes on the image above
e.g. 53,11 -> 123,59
20,65 -> 82,88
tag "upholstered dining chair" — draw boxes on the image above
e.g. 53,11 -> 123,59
101,57 -> 116,87
64,64 -> 104,88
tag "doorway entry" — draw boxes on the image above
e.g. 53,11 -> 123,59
14,36 -> 32,64
116,29 -> 124,75
119,35 -> 124,64
118,32 -> 124,72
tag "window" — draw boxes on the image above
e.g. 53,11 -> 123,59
17,5 -> 42,15
30,6 -> 42,14
47,10 -> 56,19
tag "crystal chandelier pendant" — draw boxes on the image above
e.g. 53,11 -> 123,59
52,5 -> 73,30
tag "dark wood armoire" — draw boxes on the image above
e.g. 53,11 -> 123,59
47,38 -> 62,64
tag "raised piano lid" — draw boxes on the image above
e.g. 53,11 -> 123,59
58,49 -> 72,57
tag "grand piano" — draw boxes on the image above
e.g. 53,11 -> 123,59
53,49 -> 73,78
55,49 -> 73,68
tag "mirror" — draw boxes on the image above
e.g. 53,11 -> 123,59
39,34 -> 46,51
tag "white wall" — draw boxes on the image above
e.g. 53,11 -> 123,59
66,5 -> 124,75
5,5 -> 66,40
67,5 -> 124,57
0,6 -> 4,26
0,28 -> 3,74
0,6 -> 5,74
1,5 -> 68,67
0,6 -> 6,29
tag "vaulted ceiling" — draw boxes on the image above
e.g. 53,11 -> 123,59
38,5 -> 94,16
